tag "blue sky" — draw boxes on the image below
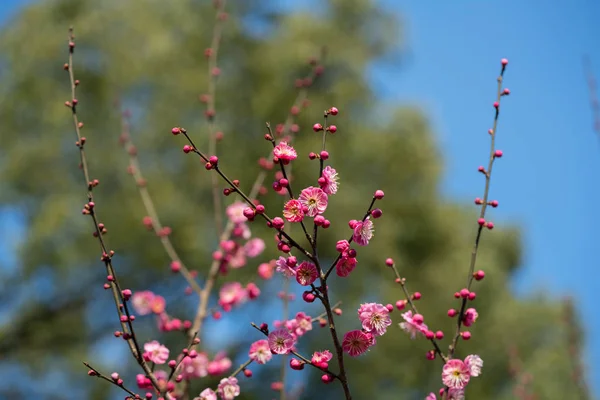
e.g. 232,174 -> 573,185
376,0 -> 600,387
1,0 -> 599,393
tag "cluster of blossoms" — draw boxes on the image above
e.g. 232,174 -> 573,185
425,355 -> 483,399
342,302 -> 392,357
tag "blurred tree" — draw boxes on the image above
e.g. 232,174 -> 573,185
0,0 -> 589,399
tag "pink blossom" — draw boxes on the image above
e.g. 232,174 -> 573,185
218,282 -> 247,309
358,302 -> 392,336
399,310 -> 429,339
352,217 -> 374,246
181,353 -> 209,379
226,202 -> 247,224
342,330 -> 371,357
207,352 -> 232,376
464,355 -> 483,377
425,393 -> 437,400
285,312 -> 313,338
335,255 -> 357,277
244,238 -> 265,258
228,248 -> 246,269
194,388 -> 217,400
273,141 -> 297,164
442,359 -> 471,389
143,340 -> 169,364
295,261 -> 318,286
283,199 -> 305,222
149,295 -> 165,314
298,186 -> 328,217
335,240 -> 350,253
217,377 -> 240,400
268,328 -> 296,354
249,339 -> 273,365
275,256 -> 296,278
131,291 -> 155,315
311,350 -> 333,366
463,308 -> 479,327
319,165 -> 339,195
258,262 -> 275,279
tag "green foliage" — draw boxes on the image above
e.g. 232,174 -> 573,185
0,0 -> 587,399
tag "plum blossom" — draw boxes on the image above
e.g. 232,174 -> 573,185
336,255 -> 357,277
319,165 -> 339,195
218,282 -> 247,309
143,340 -> 169,364
131,291 -> 155,315
399,310 -> 429,339
248,339 -> 273,365
181,353 -> 209,379
207,352 -> 232,376
463,308 -> 479,327
273,141 -> 297,164
268,328 -> 296,355
283,199 -> 305,222
298,186 -> 328,217
442,359 -> 471,389
275,256 -> 296,278
217,377 -> 240,400
295,261 -> 318,286
226,202 -> 247,224
342,330 -> 371,357
311,350 -> 333,368
352,217 -> 374,246
358,302 -> 392,336
244,238 -> 265,258
464,354 -> 483,377
194,388 -> 217,400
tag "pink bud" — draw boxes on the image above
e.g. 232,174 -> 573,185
461,331 -> 472,340
494,150 -> 503,158
447,309 -> 457,317
329,107 -> 339,115
171,127 -> 181,135
183,145 -> 192,153
374,190 -> 385,199
320,150 -> 329,160
477,218 -> 486,226
327,125 -> 337,133
385,258 -> 394,267
474,270 -> 485,281
501,58 -> 508,66
313,123 -> 323,132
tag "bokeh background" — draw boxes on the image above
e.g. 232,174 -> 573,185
0,0 -> 598,399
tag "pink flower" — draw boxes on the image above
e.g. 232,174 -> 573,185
244,238 -> 265,258
285,312 -> 313,338
352,217 -> 374,246
335,240 -> 350,253
399,310 -> 429,339
273,141 -> 297,164
131,291 -> 155,315
249,339 -> 273,365
319,166 -> 339,195
218,282 -> 247,308
194,388 -> 217,400
207,352 -> 232,376
283,199 -> 305,222
463,308 -> 479,327
299,186 -> 328,217
358,303 -> 392,336
275,256 -> 296,278
181,353 -> 209,379
258,262 -> 275,279
464,355 -> 483,377
217,377 -> 240,400
295,261 -> 318,286
311,350 -> 333,366
442,359 -> 471,389
143,340 -> 169,364
425,393 -> 437,400
336,255 -> 357,277
226,202 -> 247,224
268,328 -> 296,354
342,330 -> 371,357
